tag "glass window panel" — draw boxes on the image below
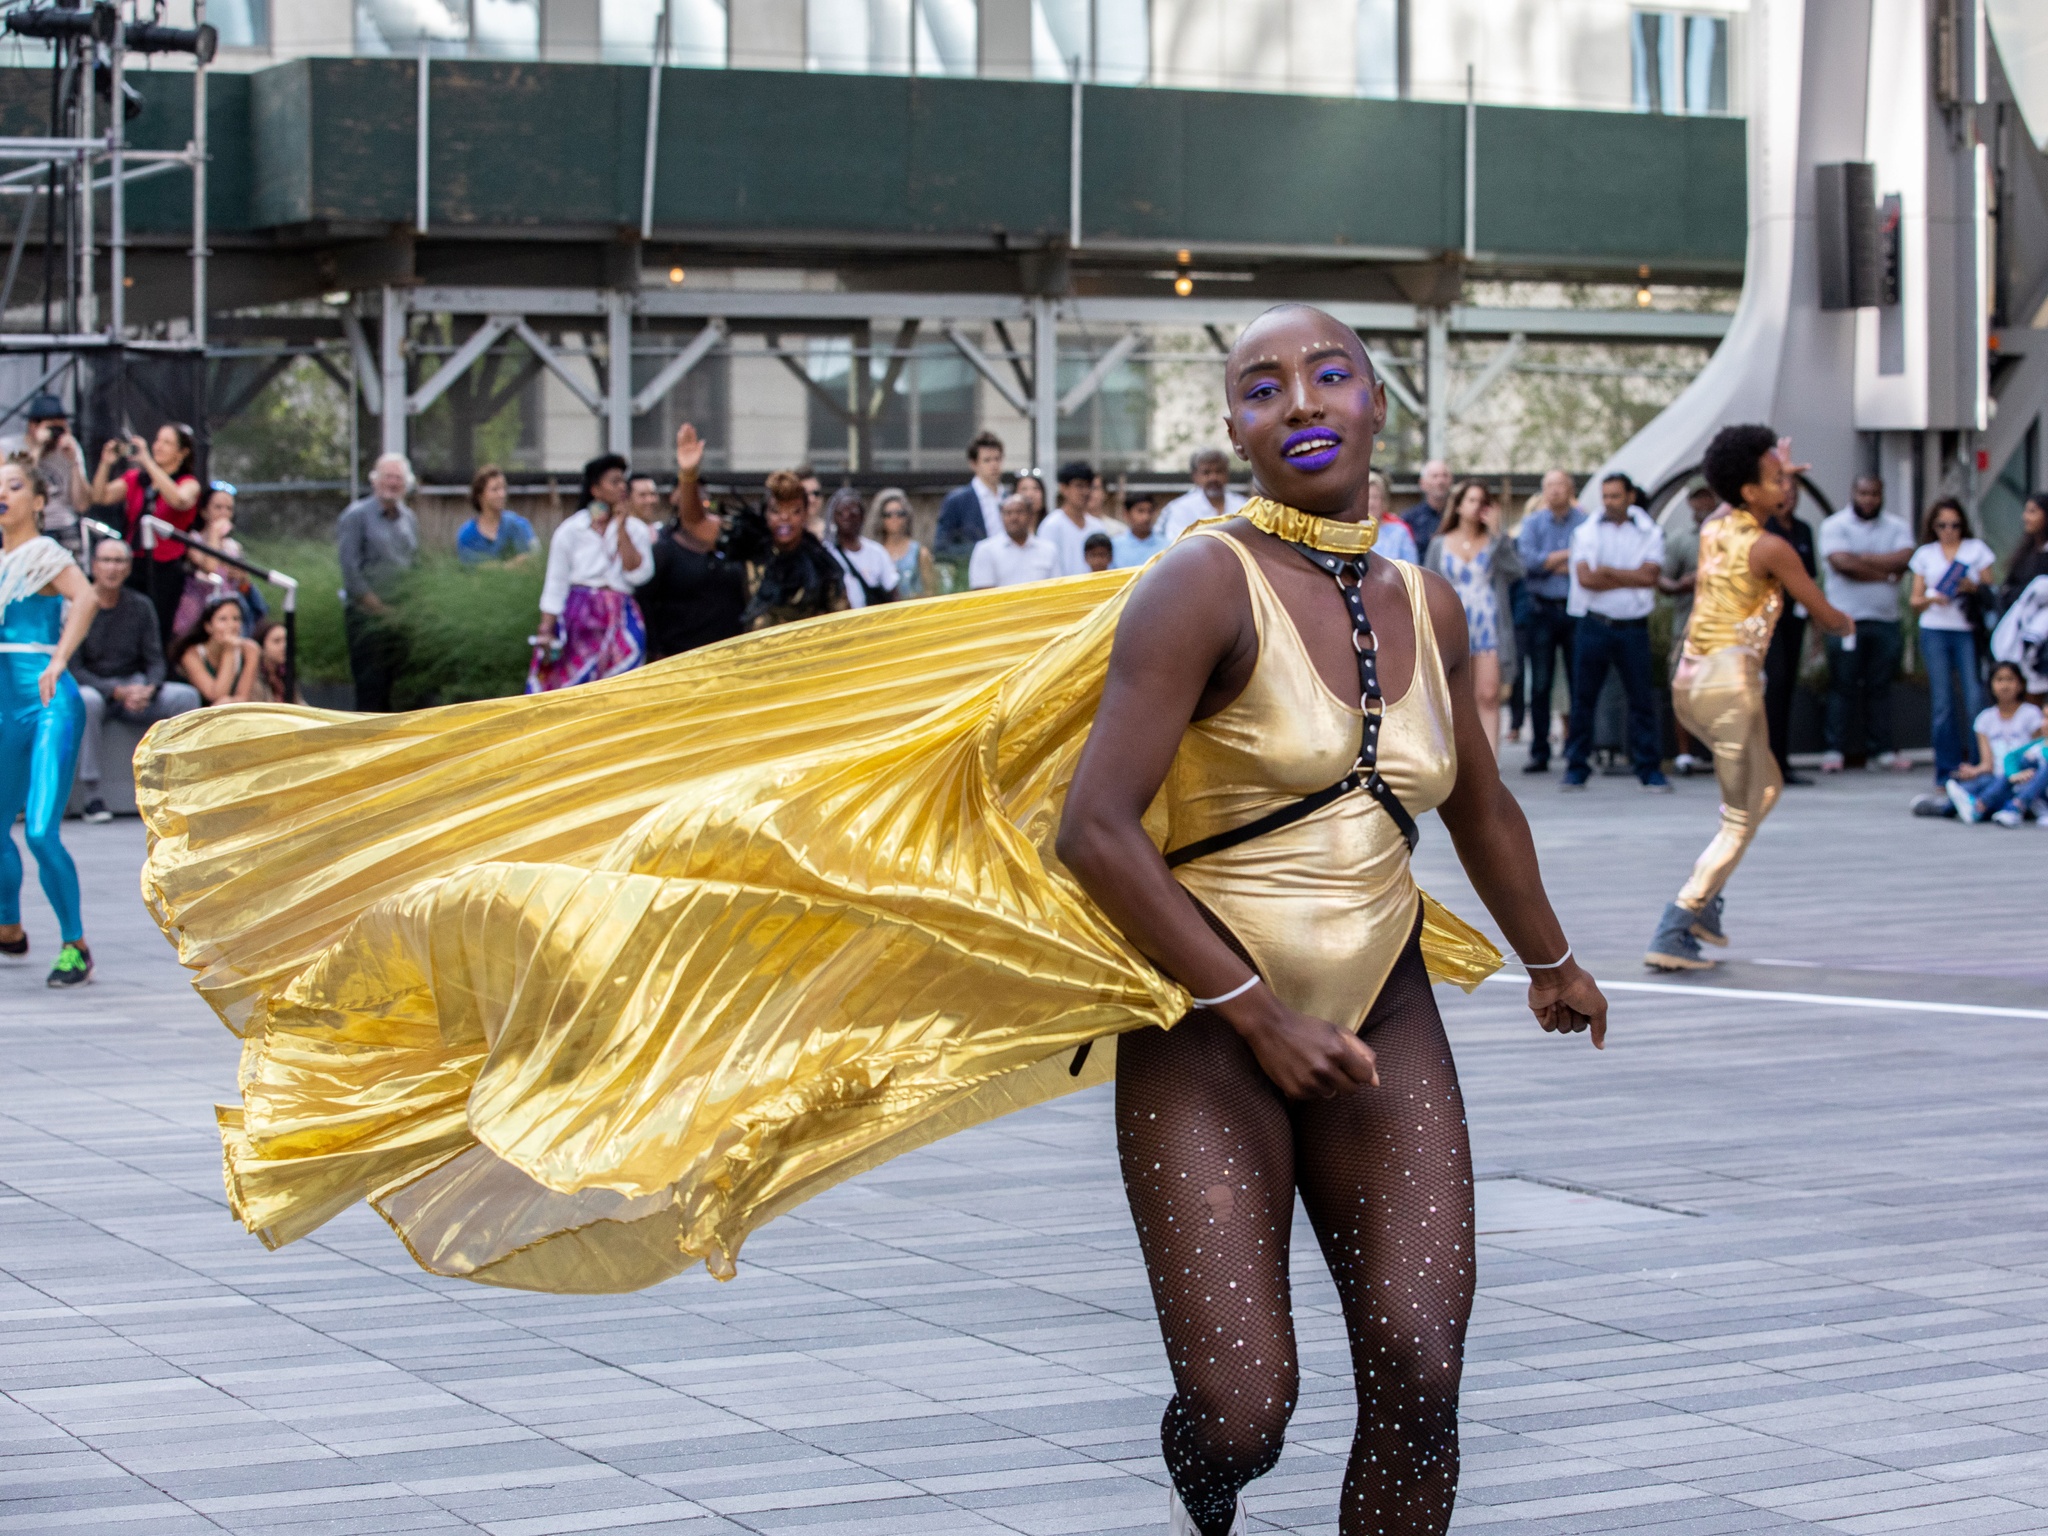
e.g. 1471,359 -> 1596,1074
603,0 -> 724,65
1685,15 -> 1727,113
1033,0 -> 1146,84
632,336 -> 729,475
913,348 -> 975,466
598,0 -> 729,65
1630,11 -> 1659,112
916,0 -> 977,76
357,0 -> 469,55
808,0 -> 910,75
804,337 -> 855,468
1056,345 -> 1148,469
211,0 -> 269,49
669,0 -> 728,67
1631,10 -> 1700,114
472,0 -> 538,58
1657,14 -> 1683,114
1356,0 -> 1397,98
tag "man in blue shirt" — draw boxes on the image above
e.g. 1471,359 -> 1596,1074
1513,468 -> 1586,772
1110,491 -> 1167,568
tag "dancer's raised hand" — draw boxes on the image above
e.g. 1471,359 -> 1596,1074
1527,959 -> 1607,1049
674,422 -> 705,477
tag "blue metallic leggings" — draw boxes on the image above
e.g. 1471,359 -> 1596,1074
0,673 -> 84,942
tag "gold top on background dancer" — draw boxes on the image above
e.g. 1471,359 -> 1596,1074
1645,425 -> 1850,970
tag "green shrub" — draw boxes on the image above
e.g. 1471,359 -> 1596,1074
239,536 -> 349,683
392,553 -> 545,703
241,536 -> 543,704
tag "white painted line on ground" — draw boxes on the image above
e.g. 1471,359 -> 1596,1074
1484,973 -> 2048,1021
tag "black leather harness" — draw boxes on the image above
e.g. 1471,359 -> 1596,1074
1163,539 -> 1419,868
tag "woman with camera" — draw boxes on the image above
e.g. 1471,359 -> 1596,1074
88,422 -> 203,649
9,394 -> 90,561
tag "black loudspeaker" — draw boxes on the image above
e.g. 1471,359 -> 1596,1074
75,344 -> 209,483
1816,162 -> 1881,311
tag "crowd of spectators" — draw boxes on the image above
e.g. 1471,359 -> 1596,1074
0,396 -> 291,823
4,384 -> 2041,831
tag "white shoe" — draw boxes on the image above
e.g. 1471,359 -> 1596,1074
1673,753 -> 1701,776
1873,751 -> 1915,773
1818,751 -> 1844,773
1992,807 -> 2024,828
1945,779 -> 1981,824
1169,1487 -> 1246,1536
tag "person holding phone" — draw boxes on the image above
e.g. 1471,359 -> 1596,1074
1908,497 -> 1996,783
2,394 -> 91,561
88,421 -> 203,649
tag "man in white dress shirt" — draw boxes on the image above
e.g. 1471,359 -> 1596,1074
1561,473 -> 1668,790
1040,462 -> 1111,578
1159,448 -> 1248,543
969,494 -> 1060,589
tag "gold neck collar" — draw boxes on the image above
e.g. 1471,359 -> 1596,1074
1241,496 -> 1380,555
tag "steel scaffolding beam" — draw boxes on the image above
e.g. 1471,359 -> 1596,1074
361,285 -> 1731,466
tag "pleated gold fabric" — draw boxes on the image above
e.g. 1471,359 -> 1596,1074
139,534 -> 1501,1294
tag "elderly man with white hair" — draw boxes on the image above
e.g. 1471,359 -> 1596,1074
336,453 -> 420,711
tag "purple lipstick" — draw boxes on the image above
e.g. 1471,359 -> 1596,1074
1280,427 -> 1343,472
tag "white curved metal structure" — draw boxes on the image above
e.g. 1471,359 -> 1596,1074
1591,0 -> 2040,535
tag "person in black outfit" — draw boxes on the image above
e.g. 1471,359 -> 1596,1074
638,425 -> 748,660
729,470 -> 848,631
1762,473 -> 1818,784
1997,493 -> 2047,616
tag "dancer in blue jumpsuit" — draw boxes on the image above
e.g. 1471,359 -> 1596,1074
0,457 -> 98,987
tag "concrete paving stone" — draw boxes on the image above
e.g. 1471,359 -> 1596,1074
6,779 -> 2045,1532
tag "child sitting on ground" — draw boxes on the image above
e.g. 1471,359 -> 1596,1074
1947,661 -> 2047,825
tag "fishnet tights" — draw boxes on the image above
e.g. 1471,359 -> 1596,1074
1117,918 -> 1474,1535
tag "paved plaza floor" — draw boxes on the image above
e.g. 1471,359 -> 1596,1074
3,767 -> 2046,1535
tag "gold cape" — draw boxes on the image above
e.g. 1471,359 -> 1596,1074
137,555 -> 1501,1293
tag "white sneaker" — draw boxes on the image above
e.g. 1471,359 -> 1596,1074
1873,751 -> 1915,773
1818,751 -> 1844,774
1945,779 -> 1981,824
1992,807 -> 2023,828
1169,1487 -> 1246,1536
1673,753 -> 1701,776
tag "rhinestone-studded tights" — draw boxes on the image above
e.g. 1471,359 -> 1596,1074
1116,919 -> 1474,1535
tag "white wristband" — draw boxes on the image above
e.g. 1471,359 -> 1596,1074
1520,946 -> 1573,970
1192,975 -> 1261,1009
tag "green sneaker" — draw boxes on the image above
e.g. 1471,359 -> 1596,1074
46,941 -> 91,988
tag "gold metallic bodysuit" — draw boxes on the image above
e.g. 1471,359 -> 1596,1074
1161,532 -> 1458,1030
1672,508 -> 1783,911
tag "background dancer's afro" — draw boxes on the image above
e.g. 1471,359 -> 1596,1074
1700,424 -> 1779,509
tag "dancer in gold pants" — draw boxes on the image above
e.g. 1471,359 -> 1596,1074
1646,426 -> 1851,970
